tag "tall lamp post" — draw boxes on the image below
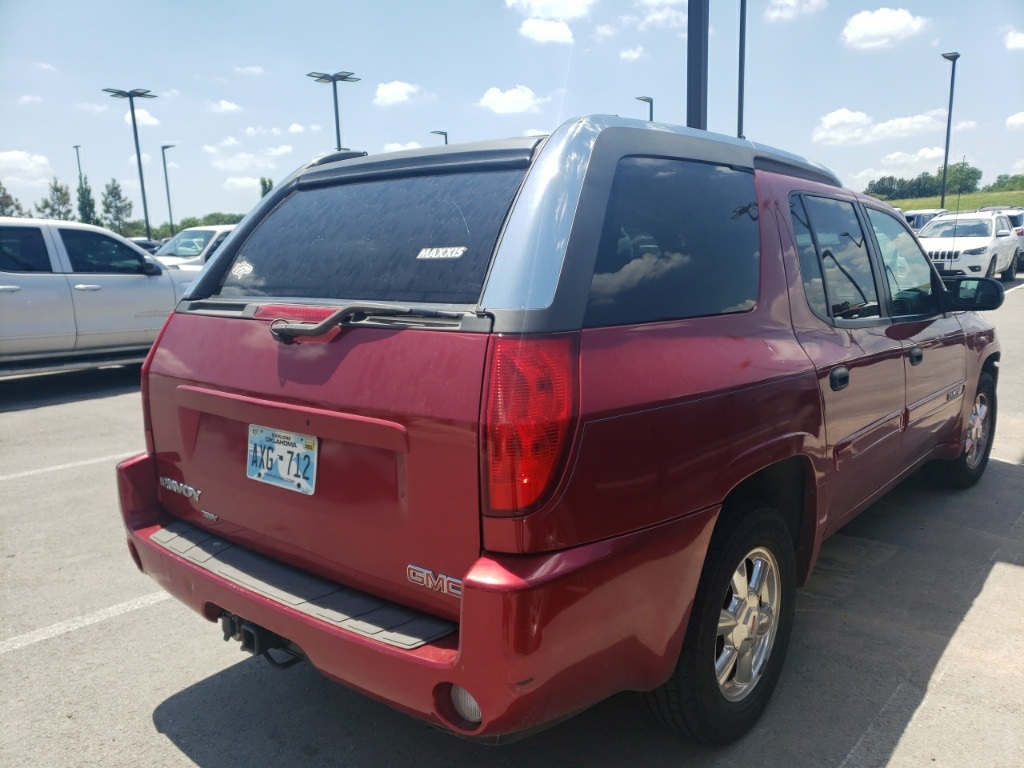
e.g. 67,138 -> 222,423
307,71 -> 360,151
737,0 -> 747,138
161,144 -> 175,236
72,144 -> 83,184
635,96 -> 653,122
939,52 -> 960,209
103,88 -> 156,240
430,130 -> 448,145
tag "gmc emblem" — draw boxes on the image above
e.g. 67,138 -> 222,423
407,565 -> 463,598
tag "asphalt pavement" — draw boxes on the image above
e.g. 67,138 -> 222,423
1,282 -> 1022,767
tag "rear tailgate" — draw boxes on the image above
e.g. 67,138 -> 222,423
148,311 -> 487,620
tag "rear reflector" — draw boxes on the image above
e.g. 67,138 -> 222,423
254,304 -> 337,322
482,334 -> 578,515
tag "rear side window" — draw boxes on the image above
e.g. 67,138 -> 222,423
0,226 -> 51,273
584,157 -> 760,327
215,170 -> 526,304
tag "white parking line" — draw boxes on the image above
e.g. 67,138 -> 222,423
0,592 -> 171,655
0,452 -> 139,482
1006,281 -> 1024,294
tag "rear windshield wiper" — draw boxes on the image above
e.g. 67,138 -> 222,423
268,302 -> 460,343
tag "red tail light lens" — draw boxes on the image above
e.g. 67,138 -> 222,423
482,334 -> 579,515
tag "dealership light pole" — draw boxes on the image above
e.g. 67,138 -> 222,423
72,144 -> 83,184
307,71 -> 360,151
737,0 -> 747,138
103,87 -> 156,240
635,96 -> 653,122
430,130 -> 448,145
161,144 -> 175,236
939,52 -> 960,209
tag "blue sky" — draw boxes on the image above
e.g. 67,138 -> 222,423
1,0 -> 1022,221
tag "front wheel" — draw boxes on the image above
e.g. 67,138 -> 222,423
985,257 -> 998,278
923,371 -> 996,489
645,504 -> 796,744
1000,251 -> 1019,282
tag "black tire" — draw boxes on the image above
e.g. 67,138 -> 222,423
1000,251 -> 1019,282
923,371 -> 996,489
985,257 -> 998,278
645,503 -> 796,744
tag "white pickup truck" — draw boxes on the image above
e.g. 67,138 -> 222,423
0,217 -> 197,378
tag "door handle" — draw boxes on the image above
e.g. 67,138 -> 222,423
0,285 -> 21,292
909,347 -> 924,366
74,284 -> 102,291
829,366 -> 850,392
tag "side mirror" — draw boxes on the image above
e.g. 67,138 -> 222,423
996,229 -> 1012,238
141,258 -> 162,276
940,277 -> 1004,312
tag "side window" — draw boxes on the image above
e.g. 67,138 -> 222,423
789,196 -> 828,316
58,229 -> 146,274
206,233 -> 228,260
0,226 -> 53,273
866,208 -> 937,316
584,157 -> 760,327
793,195 -> 880,321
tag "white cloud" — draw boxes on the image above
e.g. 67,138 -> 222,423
504,0 -> 595,20
161,89 -> 181,98
202,145 -> 218,155
0,150 -> 52,178
842,8 -> 928,49
383,142 -> 423,153
210,153 -> 276,172
219,136 -> 240,148
955,120 -> 978,131
263,145 -> 293,157
310,124 -> 322,132
477,85 -> 548,114
1005,28 -> 1024,50
764,0 -> 827,22
234,66 -> 265,75
223,177 -> 260,190
125,108 -> 160,126
208,100 -> 242,114
880,146 -> 943,166
523,128 -> 549,136
18,95 -> 42,105
245,126 -> 282,136
620,46 -> 644,61
288,123 -> 305,134
374,81 -> 421,106
1008,112 -> 1024,130
638,6 -> 686,30
594,24 -> 615,40
812,107 -> 945,145
520,18 -> 573,43
75,103 -> 108,114
128,152 -> 152,167
33,62 -> 57,72
1014,160 -> 1024,173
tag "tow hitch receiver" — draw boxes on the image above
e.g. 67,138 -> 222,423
220,613 -> 303,669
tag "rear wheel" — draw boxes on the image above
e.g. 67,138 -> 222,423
1000,250 -> 1019,282
923,371 -> 996,489
645,503 -> 796,744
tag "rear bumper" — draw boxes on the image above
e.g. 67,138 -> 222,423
117,451 -> 716,739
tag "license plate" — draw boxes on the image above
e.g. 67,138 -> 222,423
246,425 -> 318,495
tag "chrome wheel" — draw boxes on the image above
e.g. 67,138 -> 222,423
964,390 -> 991,471
715,546 -> 781,702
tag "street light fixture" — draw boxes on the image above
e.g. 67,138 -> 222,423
161,144 -> 175,236
307,71 -> 360,152
103,87 -> 156,240
939,51 -> 960,209
636,96 -> 653,122
430,130 -> 448,145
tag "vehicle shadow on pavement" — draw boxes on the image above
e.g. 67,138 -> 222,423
0,365 -> 141,412
151,460 -> 1023,768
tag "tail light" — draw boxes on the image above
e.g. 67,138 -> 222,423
481,334 -> 579,515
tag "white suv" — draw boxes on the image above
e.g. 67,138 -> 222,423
917,211 -> 1020,282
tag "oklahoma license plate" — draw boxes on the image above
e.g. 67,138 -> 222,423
246,425 -> 318,495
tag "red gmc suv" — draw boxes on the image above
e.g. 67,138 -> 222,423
117,115 -> 1003,744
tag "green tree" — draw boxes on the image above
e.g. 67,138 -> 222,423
982,174 -> 1024,193
35,177 -> 74,220
102,178 -> 133,234
76,175 -> 99,224
259,177 -> 274,197
0,179 -> 28,216
938,161 -> 982,195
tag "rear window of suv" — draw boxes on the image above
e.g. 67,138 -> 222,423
215,170 -> 526,304
584,157 -> 760,327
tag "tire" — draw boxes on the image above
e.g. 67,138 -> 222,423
1000,250 -> 1019,282
923,371 -> 996,489
985,257 -> 998,278
645,503 -> 796,744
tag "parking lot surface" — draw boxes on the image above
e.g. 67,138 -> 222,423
2,282 -> 1022,767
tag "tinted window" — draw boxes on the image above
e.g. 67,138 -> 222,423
919,218 -> 991,238
58,229 -> 146,274
796,196 -> 880,320
789,196 -> 827,316
866,208 -> 936,316
215,170 -> 526,303
0,226 -> 52,273
584,157 -> 759,327
157,229 -> 215,258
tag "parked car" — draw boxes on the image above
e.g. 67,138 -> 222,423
977,206 -> 1024,254
0,218 -> 196,377
129,237 -> 164,254
116,116 -> 1003,745
917,211 -> 1020,281
153,225 -> 235,268
903,208 -> 948,231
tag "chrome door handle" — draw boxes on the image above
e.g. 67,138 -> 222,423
0,285 -> 21,292
74,284 -> 102,291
